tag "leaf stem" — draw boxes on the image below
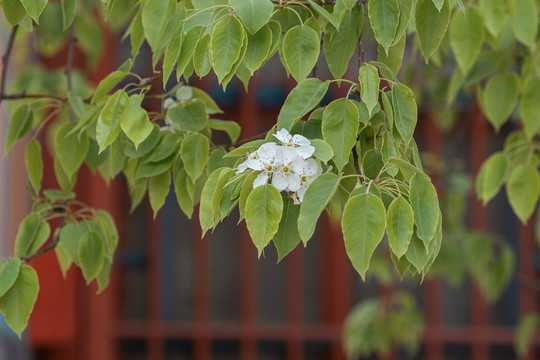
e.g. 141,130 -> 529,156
0,25 -> 18,106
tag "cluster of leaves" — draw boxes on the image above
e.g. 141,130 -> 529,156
343,292 -> 424,358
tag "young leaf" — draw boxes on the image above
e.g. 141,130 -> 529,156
282,25 -> 320,83
14,214 -> 50,258
200,169 -> 224,236
149,172 -> 172,218
393,0 -> 413,45
180,133 -> 209,182
0,265 -> 39,338
342,193 -> 386,280
5,105 -> 32,155
25,140 -> 43,193
358,64 -> 380,117
162,20 -> 184,86
277,78 -> 330,131
229,0 -> 274,35
323,6 -> 362,79
96,90 -> 128,153
515,314 -> 539,357
208,119 -> 241,143
211,16 -> 245,83
92,71 -> 127,104
193,34 -> 212,77
368,0 -> 399,55
244,24 -> 273,74
409,174 -> 439,246
479,0 -> 505,38
174,166 -> 194,219
392,83 -> 417,144
415,0 -> 450,62
141,0 -> 176,51
405,231 -> 429,273
481,73 -> 519,131
306,0 -> 339,29
521,77 -> 540,139
509,0 -> 538,50
333,0 -> 356,24
60,0 -> 75,30
19,0 -> 47,23
297,173 -> 340,243
177,26 -> 202,80
322,98 -> 360,172
507,165 -> 540,224
449,8 -> 484,75
55,122 -> 89,181
311,139 -> 334,164
2,0 -> 27,26
273,197 -> 302,261
245,184 -> 283,257
477,152 -> 509,204
387,197 -> 414,258
78,231 -> 105,284
168,101 -> 208,132
120,94 -> 153,149
0,258 -> 21,298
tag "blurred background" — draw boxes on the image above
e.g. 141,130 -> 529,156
0,3 -> 539,360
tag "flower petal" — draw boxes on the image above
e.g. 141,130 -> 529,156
245,158 -> 264,171
297,184 -> 308,203
292,134 -> 310,146
295,145 -> 315,159
271,171 -> 289,191
274,129 -> 292,145
258,142 -> 277,163
236,162 -> 248,174
287,173 -> 301,191
291,157 -> 305,174
253,172 -> 269,188
304,158 -> 319,177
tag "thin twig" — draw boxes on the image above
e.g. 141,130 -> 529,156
270,0 -> 336,5
20,215 -> 66,263
0,92 -> 67,102
65,23 -> 77,122
358,0 -> 367,69
0,25 -> 19,105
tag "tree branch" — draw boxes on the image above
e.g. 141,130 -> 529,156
358,0 -> 367,69
0,25 -> 19,105
269,0 -> 336,5
65,23 -> 77,122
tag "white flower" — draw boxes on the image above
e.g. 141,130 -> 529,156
292,157 -> 322,202
273,128 -> 315,159
271,146 -> 301,192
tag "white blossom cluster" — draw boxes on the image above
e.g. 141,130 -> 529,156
236,129 -> 322,203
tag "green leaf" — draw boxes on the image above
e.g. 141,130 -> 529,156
306,0 -> 339,29
91,71 -> 127,104
415,0 -> 450,62
323,6 -> 362,79
405,231 -> 429,272
480,0 -> 505,38
162,20 -> 184,86
141,0 -> 176,51
168,101 -> 208,132
19,0 -> 47,23
368,0 -> 399,55
60,0 -> 75,30
211,16 -> 245,83
78,231 -> 105,284
120,94 -> 153,149
387,197 -> 414,258
297,173 -> 340,243
121,124 -> 160,159
55,122 -> 89,181
14,214 -> 50,258
96,90 -> 128,153
481,73 -> 519,131
193,34 -> 212,77
180,133 -> 209,182
342,193 -> 386,280
378,33 -> 406,76
149,171 -> 171,218
54,157 -> 76,193
246,184 -> 283,257
96,258 -> 112,293
521,77 -> 540,139
282,25 -> 320,83
200,168 -> 225,236
191,87 -> 223,114
177,26 -> 202,80
477,152 -> 509,204
135,154 -> 175,178
310,138 -> 334,163
392,83 -> 417,144
208,119 -> 241,142
273,197 -> 301,262
358,64 -> 380,117
0,258 -> 21,298
393,0 -> 413,45
229,0 -> 274,35
362,149 -> 384,179
5,105 -> 32,155
0,265 -> 39,338
410,174 -> 439,246
2,0 -> 27,26
277,78 -> 329,131
449,8 -> 484,74
515,314 -> 539,357
322,98 -> 359,172
244,24 -> 273,74
333,0 -> 356,24
509,0 -> 538,50
507,165 -> 540,224
174,166 -> 194,219
25,140 -> 43,193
